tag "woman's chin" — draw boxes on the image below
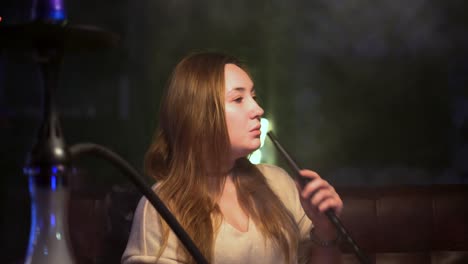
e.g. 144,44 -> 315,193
247,145 -> 261,155
232,146 -> 260,160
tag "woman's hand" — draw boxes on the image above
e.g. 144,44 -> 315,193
298,169 -> 343,239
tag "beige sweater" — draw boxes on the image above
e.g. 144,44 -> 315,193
122,164 -> 313,264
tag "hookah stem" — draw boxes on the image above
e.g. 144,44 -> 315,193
266,131 -> 371,264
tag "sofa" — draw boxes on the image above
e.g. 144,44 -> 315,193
336,185 -> 468,264
68,184 -> 468,264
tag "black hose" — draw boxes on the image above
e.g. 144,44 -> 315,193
69,143 -> 209,264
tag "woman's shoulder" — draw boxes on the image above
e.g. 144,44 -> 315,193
132,183 -> 161,224
255,163 -> 294,185
255,163 -> 298,198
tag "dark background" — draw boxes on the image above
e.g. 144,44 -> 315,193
1,0 -> 467,262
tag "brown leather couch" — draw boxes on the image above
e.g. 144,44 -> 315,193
69,184 -> 468,264
336,185 -> 468,264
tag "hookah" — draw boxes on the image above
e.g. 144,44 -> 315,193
0,0 -> 208,263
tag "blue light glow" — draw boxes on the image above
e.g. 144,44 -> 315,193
49,0 -> 66,21
49,10 -> 66,21
51,175 -> 57,190
26,176 -> 37,259
50,214 -> 56,227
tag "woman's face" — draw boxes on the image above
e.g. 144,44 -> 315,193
224,63 -> 264,161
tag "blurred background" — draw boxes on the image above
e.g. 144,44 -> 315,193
1,0 -> 467,262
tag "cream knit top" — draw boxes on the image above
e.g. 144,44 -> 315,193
122,164 -> 313,264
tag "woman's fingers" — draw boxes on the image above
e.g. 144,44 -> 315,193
298,169 -> 343,216
317,197 -> 343,215
299,169 -> 320,180
310,189 -> 334,207
300,177 -> 330,199
308,188 -> 342,212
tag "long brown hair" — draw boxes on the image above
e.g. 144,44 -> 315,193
145,52 -> 299,263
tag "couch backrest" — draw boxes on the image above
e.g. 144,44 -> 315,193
336,185 -> 468,264
69,184 -> 468,264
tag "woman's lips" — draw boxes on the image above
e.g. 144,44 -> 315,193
250,128 -> 261,137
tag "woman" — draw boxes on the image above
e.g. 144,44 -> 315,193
122,52 -> 343,264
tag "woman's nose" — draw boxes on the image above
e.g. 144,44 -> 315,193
251,100 -> 264,119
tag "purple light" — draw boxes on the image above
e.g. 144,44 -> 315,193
53,0 -> 62,9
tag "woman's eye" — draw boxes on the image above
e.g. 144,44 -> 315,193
234,97 -> 243,103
